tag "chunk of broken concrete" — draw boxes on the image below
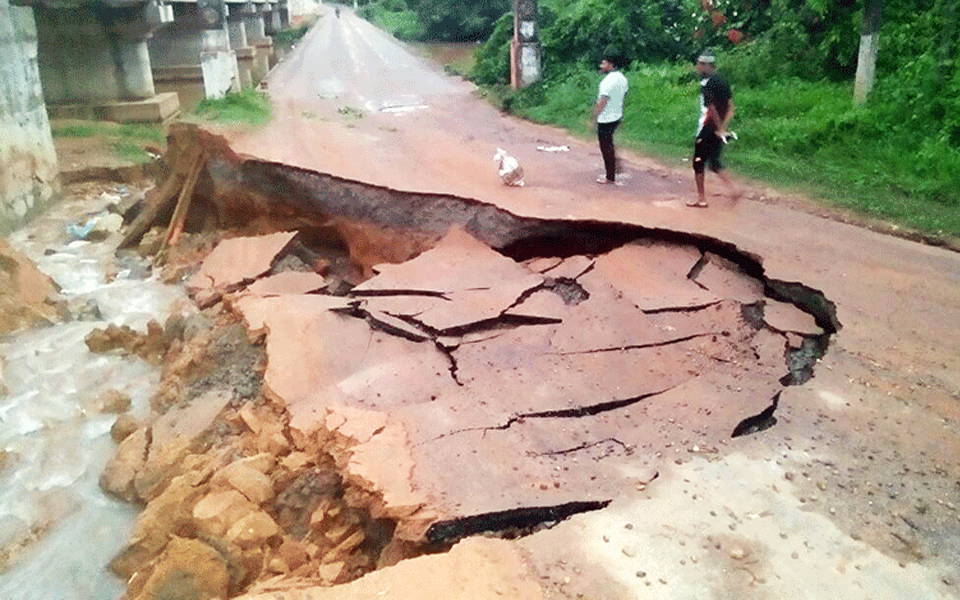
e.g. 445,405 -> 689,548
188,231 -> 298,296
245,271 -> 329,296
763,299 -> 824,335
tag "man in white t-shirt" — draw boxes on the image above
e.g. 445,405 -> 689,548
592,53 -> 628,185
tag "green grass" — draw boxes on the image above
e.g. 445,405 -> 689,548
50,120 -> 164,164
112,140 -> 153,163
273,17 -> 316,53
52,121 -> 164,144
194,89 -> 272,126
503,63 -> 960,239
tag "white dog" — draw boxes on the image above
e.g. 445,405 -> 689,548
494,148 -> 525,187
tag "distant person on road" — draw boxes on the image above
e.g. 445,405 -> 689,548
335,5 -> 340,17
689,51 -> 742,207
592,52 -> 628,185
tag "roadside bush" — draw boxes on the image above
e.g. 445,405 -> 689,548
359,1 -> 426,40
470,12 -> 513,85
194,89 -> 272,126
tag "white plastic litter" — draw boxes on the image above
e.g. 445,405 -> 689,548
494,147 -> 525,187
536,145 -> 570,152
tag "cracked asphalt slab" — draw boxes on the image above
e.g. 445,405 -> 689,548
187,9 -> 960,599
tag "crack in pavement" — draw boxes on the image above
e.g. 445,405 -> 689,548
529,437 -> 633,457
418,384 -> 682,446
641,300 -> 724,314
425,500 -> 613,544
553,332 -> 719,356
731,390 -> 781,437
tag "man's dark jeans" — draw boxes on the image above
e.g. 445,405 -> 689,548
597,119 -> 622,181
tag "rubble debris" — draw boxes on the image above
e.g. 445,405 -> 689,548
238,537 -> 544,600
84,320 -> 170,365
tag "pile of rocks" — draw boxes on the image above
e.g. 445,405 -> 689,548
103,393 -> 414,600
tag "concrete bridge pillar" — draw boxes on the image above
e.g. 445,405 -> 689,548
243,1 -> 271,83
278,0 -> 288,28
227,2 -> 253,88
1,0 -> 59,233
31,0 -> 179,122
263,1 -> 280,35
149,0 -> 240,110
263,2 -> 281,67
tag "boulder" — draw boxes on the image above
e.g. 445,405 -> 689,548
225,511 -> 282,549
110,414 -> 139,443
100,427 -> 149,502
98,389 -> 132,413
193,490 -> 258,538
128,537 -> 230,600
135,389 -> 233,500
213,461 -> 274,505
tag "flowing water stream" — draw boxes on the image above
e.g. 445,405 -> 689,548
0,184 -> 185,600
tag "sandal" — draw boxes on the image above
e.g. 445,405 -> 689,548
596,177 -> 623,186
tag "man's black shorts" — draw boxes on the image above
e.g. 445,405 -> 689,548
693,130 -> 723,174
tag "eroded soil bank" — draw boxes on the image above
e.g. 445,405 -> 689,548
80,122 -> 893,600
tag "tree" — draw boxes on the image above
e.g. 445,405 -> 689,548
853,0 -> 883,104
413,0 -> 511,41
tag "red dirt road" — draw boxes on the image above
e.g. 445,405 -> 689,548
227,8 -> 960,599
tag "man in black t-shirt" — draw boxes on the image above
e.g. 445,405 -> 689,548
688,52 -> 742,208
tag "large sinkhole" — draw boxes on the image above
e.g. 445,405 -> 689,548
108,123 -> 841,596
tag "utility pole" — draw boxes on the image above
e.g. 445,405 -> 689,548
510,0 -> 540,89
853,0 -> 883,105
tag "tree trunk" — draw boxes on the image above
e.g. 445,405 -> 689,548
936,0 -> 957,86
853,0 -> 883,105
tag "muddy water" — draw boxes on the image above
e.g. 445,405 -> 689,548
0,186 -> 185,600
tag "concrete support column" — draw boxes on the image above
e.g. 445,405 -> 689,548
227,2 -> 253,88
263,2 -> 280,35
227,4 -> 247,49
278,0 -> 288,29
34,3 -> 160,103
243,1 -> 267,42
0,0 -> 59,233
149,0 -> 240,110
244,1 -> 271,83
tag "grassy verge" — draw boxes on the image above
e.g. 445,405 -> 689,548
273,17 -> 316,53
194,89 -> 272,126
51,121 -> 165,164
502,63 -> 960,239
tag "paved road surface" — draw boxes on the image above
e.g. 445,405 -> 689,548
228,8 -> 960,599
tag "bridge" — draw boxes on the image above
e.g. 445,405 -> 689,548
13,0 -> 305,124
1,0 -> 315,232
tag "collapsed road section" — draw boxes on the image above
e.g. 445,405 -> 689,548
95,122 -> 840,599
